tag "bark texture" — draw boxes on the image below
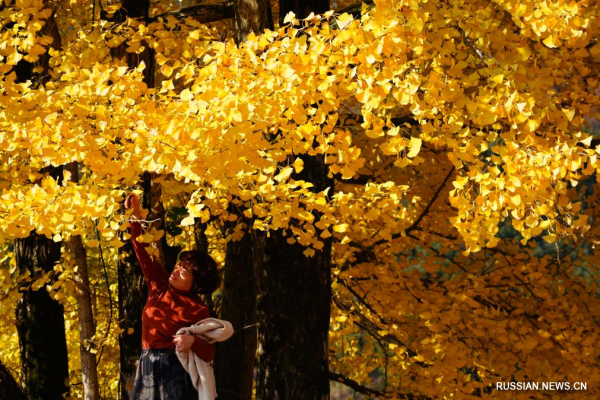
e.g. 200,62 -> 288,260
0,359 -> 27,400
279,0 -> 330,25
15,176 -> 70,400
252,154 -> 332,400
234,0 -> 274,44
214,223 -> 257,400
212,1 -> 273,398
250,6 -> 333,400
12,8 -> 69,399
65,162 -> 101,400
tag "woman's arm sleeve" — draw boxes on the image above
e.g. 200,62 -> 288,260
191,307 -> 217,362
129,220 -> 168,293
191,338 -> 216,362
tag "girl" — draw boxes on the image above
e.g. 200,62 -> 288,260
125,193 -> 219,400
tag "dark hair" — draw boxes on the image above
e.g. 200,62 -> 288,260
178,250 -> 220,295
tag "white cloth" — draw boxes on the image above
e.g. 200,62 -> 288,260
176,318 -> 234,400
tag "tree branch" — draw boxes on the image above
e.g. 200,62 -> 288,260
346,166 -> 455,263
413,227 -> 457,241
332,296 -> 427,366
329,371 -> 386,397
403,166 -> 455,236
0,359 -> 27,400
329,370 -> 432,399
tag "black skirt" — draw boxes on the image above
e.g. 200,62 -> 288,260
131,349 -> 198,400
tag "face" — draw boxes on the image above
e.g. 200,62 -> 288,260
169,261 -> 193,292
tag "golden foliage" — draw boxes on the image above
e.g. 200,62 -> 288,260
0,0 -> 599,397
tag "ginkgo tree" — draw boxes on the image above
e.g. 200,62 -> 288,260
1,0 -> 600,398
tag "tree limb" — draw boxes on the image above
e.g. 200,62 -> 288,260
403,166 -> 455,237
332,295 -> 426,365
329,370 -> 432,399
346,166 -> 455,263
0,360 -> 27,400
329,371 -> 387,397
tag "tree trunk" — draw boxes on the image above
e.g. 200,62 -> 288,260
253,2 -> 332,397
214,223 -> 257,400
65,162 -> 101,400
15,278 -> 70,400
234,0 -> 273,44
211,2 -> 274,398
241,2 -> 333,398
13,7 -> 70,399
0,360 -> 27,400
279,0 -> 329,25
15,174 -> 70,400
253,154 -> 332,400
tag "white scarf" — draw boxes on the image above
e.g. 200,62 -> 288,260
176,318 -> 234,400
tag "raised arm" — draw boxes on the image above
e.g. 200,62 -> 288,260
125,192 -> 168,293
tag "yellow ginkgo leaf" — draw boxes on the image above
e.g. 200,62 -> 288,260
407,137 -> 422,158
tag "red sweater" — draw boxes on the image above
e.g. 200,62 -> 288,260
130,220 -> 215,362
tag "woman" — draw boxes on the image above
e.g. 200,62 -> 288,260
125,192 -> 219,400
